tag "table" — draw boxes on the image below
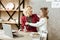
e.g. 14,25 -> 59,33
0,30 -> 31,40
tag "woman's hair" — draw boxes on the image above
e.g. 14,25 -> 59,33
40,7 -> 49,19
26,5 -> 32,9
23,8 -> 29,16
23,6 -> 32,17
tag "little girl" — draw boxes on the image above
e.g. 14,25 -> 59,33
25,7 -> 49,40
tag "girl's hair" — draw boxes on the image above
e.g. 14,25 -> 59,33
40,7 -> 49,19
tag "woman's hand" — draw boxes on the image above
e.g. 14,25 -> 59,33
25,22 -> 29,25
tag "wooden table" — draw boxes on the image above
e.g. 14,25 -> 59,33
0,21 -> 41,40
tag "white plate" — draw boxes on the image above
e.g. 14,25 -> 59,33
5,2 -> 14,10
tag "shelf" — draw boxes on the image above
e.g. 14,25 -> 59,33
0,9 -> 23,12
0,9 -> 19,12
0,20 -> 18,24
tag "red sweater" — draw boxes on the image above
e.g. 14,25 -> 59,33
21,14 -> 39,32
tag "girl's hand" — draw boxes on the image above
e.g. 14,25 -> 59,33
25,22 -> 29,25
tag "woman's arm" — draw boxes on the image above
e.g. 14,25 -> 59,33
26,18 -> 46,27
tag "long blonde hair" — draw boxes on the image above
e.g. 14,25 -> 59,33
23,6 -> 32,17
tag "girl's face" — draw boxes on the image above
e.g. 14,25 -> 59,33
40,10 -> 43,17
40,10 -> 48,18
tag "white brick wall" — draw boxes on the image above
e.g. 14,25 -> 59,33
29,0 -> 60,40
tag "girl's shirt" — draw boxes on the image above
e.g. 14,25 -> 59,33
27,17 -> 48,33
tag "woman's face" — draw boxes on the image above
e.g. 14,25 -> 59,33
27,7 -> 33,16
23,7 -> 32,17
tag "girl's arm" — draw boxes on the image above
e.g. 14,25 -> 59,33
26,18 -> 46,27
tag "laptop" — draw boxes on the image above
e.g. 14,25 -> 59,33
2,24 -> 13,38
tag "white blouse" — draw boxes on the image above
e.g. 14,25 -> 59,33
27,17 -> 48,33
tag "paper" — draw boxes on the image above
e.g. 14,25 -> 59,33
56,0 -> 60,2
46,0 -> 55,2
51,2 -> 60,8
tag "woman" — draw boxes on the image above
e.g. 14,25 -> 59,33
25,7 -> 49,40
21,6 -> 39,32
